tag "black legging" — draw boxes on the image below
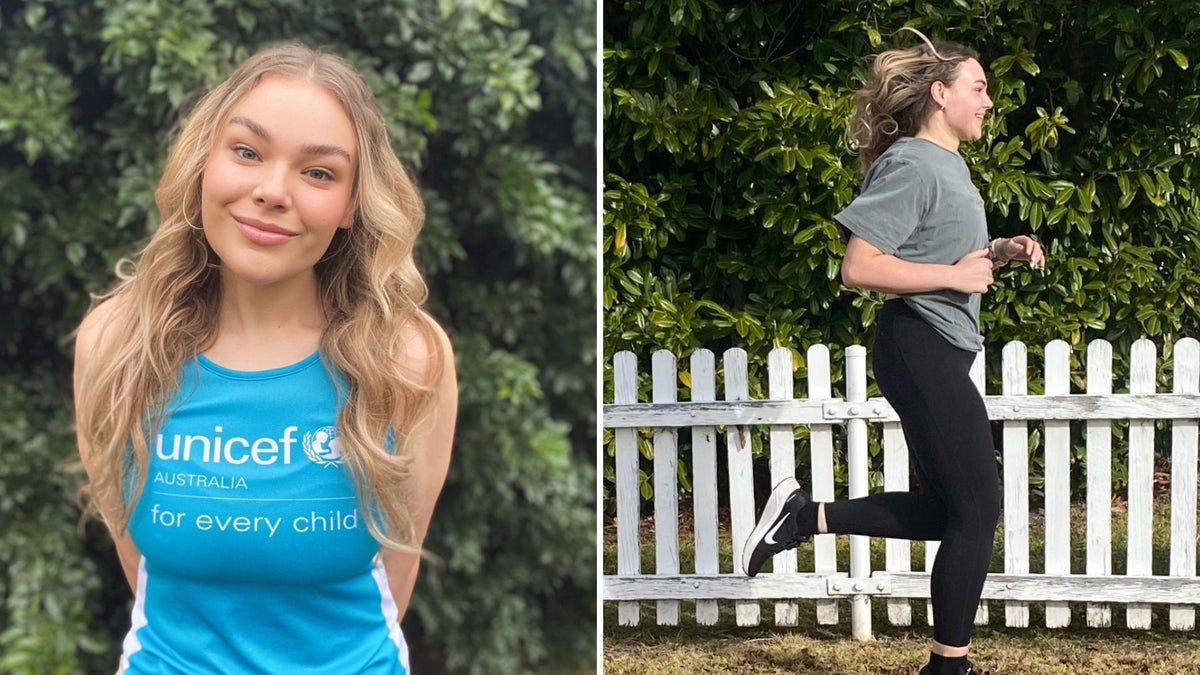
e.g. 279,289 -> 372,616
823,299 -> 1000,648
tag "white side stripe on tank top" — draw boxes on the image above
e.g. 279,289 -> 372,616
371,555 -> 410,672
118,557 -> 150,670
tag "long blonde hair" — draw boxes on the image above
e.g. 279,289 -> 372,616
76,43 -> 442,551
850,31 -> 979,171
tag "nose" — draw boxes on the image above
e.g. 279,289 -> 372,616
984,91 -> 994,110
252,165 -> 291,210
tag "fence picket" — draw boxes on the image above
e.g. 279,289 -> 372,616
614,352 -> 641,626
925,537 -> 938,626
690,350 -> 720,626
1003,342 -> 1030,627
768,347 -> 799,626
845,346 -> 872,639
652,351 -> 680,625
1170,338 -> 1199,630
1086,339 -> 1113,627
971,349 -> 989,627
1044,341 -> 1072,628
883,421 -> 911,626
724,349 -> 760,626
1127,340 -> 1155,629
808,345 -> 839,625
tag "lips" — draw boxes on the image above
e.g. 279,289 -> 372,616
233,215 -> 297,246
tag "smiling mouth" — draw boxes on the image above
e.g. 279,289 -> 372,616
233,216 -> 297,245
234,216 -> 294,235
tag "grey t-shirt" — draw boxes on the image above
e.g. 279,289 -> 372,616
833,137 -> 988,352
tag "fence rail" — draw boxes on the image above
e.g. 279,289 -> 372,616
602,338 -> 1200,638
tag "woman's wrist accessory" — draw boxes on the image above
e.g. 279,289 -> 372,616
987,238 -> 1007,265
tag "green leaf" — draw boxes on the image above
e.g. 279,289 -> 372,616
1166,48 -> 1189,70
236,7 -> 256,32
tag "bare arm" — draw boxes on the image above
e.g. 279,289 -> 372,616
380,319 -> 458,621
841,234 -> 995,295
74,299 -> 143,592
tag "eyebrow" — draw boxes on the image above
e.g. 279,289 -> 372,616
228,115 -> 353,163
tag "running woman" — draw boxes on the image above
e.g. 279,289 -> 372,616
743,34 -> 1044,675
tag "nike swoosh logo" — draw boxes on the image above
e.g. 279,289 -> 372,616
764,513 -> 791,545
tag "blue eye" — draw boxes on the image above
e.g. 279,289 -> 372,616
234,145 -> 259,160
306,168 -> 334,181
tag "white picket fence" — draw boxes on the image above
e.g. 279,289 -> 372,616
603,338 -> 1200,639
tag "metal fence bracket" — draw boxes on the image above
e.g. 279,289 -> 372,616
827,574 -> 892,596
822,401 -> 891,420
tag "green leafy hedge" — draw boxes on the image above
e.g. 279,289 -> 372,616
0,1 -> 595,673
603,0 -> 1200,507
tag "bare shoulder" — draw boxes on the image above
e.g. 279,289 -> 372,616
73,294 -> 131,472
390,311 -> 457,466
75,294 -> 131,366
392,310 -> 456,389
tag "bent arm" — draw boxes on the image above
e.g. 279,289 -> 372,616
841,234 -> 989,295
380,320 -> 458,621
74,299 -> 143,593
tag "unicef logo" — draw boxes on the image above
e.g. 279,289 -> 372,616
302,426 -> 344,467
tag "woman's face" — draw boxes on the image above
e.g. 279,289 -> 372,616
938,58 -> 993,142
200,75 -> 358,288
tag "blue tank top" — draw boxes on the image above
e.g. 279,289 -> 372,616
120,352 -> 409,674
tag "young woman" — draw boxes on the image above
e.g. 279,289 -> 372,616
743,36 -> 1044,675
74,44 -> 457,674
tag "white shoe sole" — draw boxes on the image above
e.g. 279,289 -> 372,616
741,476 -> 802,574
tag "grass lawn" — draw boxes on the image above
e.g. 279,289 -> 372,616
603,500 -> 1200,674
604,623 -> 1200,674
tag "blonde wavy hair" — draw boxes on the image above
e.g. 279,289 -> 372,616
76,43 -> 442,551
850,30 -> 980,171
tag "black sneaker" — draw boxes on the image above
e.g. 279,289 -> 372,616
918,660 -> 988,675
741,477 -> 812,577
